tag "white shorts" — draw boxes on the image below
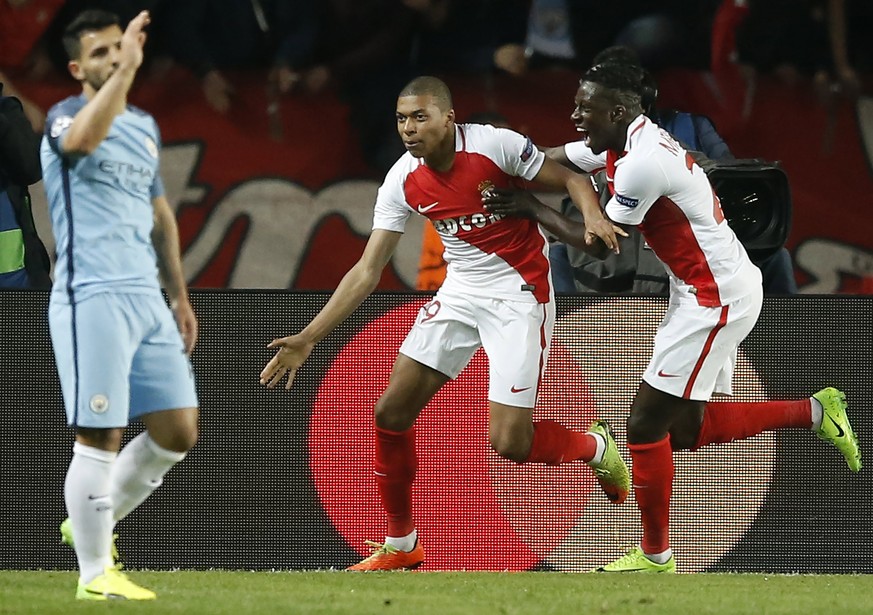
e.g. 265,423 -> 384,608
399,290 -> 554,408
643,285 -> 763,401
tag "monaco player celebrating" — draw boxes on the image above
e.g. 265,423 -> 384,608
484,61 -> 861,573
260,75 -> 630,571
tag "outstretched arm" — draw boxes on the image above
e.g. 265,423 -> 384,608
483,189 -> 613,259
260,229 -> 402,389
531,155 -> 625,253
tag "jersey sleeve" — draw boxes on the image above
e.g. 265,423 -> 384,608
467,124 -> 545,180
372,162 -> 412,233
492,126 -> 545,180
604,157 -> 670,226
44,99 -> 80,158
563,140 -> 607,174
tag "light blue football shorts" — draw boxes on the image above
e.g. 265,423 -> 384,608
49,291 -> 198,428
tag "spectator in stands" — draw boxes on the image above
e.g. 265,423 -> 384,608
524,0 -> 578,70
736,0 -> 872,97
162,0 -> 303,114
524,1 -> 721,72
411,0 -> 530,76
271,1 -> 419,173
0,80 -> 51,287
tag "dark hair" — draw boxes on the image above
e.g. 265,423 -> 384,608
592,45 -> 641,69
62,10 -> 120,61
581,62 -> 646,111
638,71 -> 658,117
590,45 -> 659,116
399,76 -> 453,112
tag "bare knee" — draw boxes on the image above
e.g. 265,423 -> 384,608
170,425 -> 198,453
626,405 -> 670,444
490,430 -> 530,463
152,424 -> 198,453
144,408 -> 199,453
374,396 -> 415,432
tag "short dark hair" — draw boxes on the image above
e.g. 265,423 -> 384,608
62,10 -> 120,61
399,76 -> 453,112
592,45 -> 641,69
590,46 -> 658,116
581,62 -> 646,111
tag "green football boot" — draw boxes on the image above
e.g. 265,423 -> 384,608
813,387 -> 861,472
594,546 -> 676,573
588,420 -> 630,504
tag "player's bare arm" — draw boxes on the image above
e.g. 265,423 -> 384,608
532,156 -> 626,253
152,195 -> 197,353
543,145 -> 586,173
483,188 -> 610,259
62,11 -> 150,155
260,229 -> 403,390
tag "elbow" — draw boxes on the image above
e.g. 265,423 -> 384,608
62,138 -> 97,156
61,130 -> 103,156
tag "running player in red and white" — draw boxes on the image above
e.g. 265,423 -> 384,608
260,75 -> 631,571
484,61 -> 861,573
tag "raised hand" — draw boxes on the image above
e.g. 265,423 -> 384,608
120,10 -> 150,72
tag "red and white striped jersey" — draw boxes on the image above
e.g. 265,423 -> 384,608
373,123 -> 551,303
564,115 -> 761,306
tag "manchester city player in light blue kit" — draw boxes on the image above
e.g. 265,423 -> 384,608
41,10 -> 198,601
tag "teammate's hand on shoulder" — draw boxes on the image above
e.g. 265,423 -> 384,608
260,334 -> 315,390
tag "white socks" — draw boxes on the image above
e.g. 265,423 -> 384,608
65,442 -> 116,583
644,547 -> 673,565
588,432 -> 607,466
385,529 -> 418,552
110,432 -> 187,523
810,396 -> 824,431
65,434 -> 186,584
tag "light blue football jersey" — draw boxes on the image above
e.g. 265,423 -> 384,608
41,94 -> 166,303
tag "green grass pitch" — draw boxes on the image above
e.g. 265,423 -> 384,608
1,570 -> 871,614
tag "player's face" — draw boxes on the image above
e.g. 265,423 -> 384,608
69,25 -> 124,93
396,95 -> 454,159
571,81 -> 623,155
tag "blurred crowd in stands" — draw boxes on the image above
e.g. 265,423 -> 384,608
3,0 -> 872,134
2,0 -> 871,294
